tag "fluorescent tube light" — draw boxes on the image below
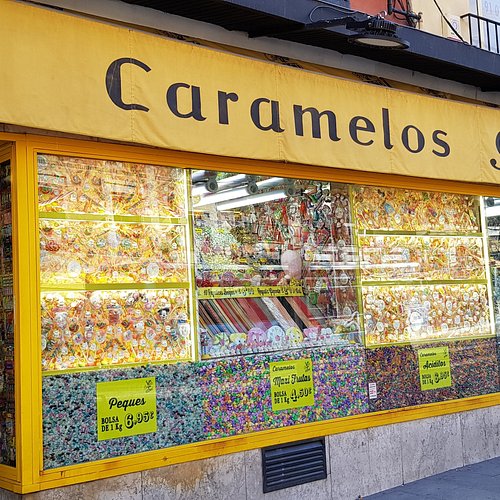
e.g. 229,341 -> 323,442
194,177 -> 286,207
216,189 -> 287,211
486,206 -> 500,218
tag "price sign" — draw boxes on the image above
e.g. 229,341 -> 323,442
418,347 -> 452,391
97,377 -> 157,441
270,358 -> 315,411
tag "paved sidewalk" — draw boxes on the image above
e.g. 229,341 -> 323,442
365,457 -> 500,499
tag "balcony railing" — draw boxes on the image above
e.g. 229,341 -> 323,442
461,12 -> 500,53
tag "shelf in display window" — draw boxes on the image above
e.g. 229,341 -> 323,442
361,278 -> 488,287
39,211 -> 187,225
358,230 -> 483,237
365,333 -> 496,349
40,282 -> 190,292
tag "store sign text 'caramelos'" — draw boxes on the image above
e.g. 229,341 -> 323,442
105,58 -> 500,170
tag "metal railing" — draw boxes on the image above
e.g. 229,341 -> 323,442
461,12 -> 500,53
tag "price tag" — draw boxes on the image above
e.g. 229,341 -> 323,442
270,359 -> 315,411
97,377 -> 157,441
418,347 -> 452,391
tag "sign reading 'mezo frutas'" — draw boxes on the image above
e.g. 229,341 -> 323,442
270,359 -> 315,411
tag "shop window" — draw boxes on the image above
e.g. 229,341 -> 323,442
0,158 -> 15,466
191,173 -> 362,358
38,154 -> 194,372
39,158 -> 499,469
485,197 -> 500,332
353,186 -> 490,346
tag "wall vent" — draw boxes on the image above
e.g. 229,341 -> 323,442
262,438 -> 327,493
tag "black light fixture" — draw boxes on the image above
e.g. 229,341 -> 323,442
304,15 -> 410,50
348,17 -> 410,49
249,12 -> 410,50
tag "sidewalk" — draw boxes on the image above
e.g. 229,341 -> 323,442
365,456 -> 500,499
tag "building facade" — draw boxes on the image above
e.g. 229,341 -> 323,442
0,0 -> 499,498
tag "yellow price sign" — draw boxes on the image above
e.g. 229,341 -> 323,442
418,347 -> 452,391
270,359 -> 315,411
97,377 -> 157,441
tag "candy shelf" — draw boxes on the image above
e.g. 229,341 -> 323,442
362,282 -> 491,346
39,216 -> 188,286
351,186 -> 480,233
41,287 -> 191,371
38,154 -> 193,372
358,234 -> 486,282
352,186 -> 492,347
193,179 -> 363,358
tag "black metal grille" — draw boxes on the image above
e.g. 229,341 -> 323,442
262,438 -> 327,493
461,13 -> 500,54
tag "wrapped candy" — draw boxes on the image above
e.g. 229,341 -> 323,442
40,220 -> 187,285
41,289 -> 191,371
38,154 -> 192,373
363,283 -> 491,345
359,235 -> 485,281
352,186 -> 480,233
38,154 -> 186,218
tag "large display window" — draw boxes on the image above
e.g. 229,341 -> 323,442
191,174 -> 361,358
35,150 -> 499,474
353,186 -> 491,346
38,154 -> 194,372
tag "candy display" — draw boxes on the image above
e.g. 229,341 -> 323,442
199,296 -> 355,358
38,154 -> 192,372
35,164 -> 499,471
42,346 -> 368,468
486,203 -> 500,333
40,219 -> 187,285
366,338 -> 499,411
0,160 -> 15,466
192,175 -> 362,358
352,185 -> 491,347
42,363 -> 204,469
352,186 -> 480,232
363,283 -> 491,345
41,289 -> 191,371
201,347 -> 368,438
359,235 -> 485,282
38,154 -> 186,218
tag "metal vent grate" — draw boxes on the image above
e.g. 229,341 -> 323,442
262,438 -> 327,493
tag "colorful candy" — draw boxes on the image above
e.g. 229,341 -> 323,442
193,179 -> 362,358
38,154 -> 186,218
41,288 -> 191,371
40,220 -> 187,285
359,235 -> 485,282
352,186 -> 480,232
366,338 -> 499,411
363,283 -> 491,345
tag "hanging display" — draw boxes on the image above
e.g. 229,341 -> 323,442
192,175 -> 362,358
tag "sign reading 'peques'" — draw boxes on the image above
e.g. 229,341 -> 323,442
97,377 -> 157,441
